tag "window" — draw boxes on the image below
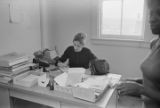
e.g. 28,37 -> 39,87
100,0 -> 145,40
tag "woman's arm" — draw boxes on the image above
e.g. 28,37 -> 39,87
57,46 -> 71,67
87,49 -> 97,60
58,46 -> 71,63
125,78 -> 143,84
142,85 -> 160,102
117,80 -> 160,102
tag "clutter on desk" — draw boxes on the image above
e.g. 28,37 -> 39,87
73,74 -> 121,102
46,65 -> 62,76
54,68 -> 85,86
53,68 -> 86,94
33,48 -> 59,71
54,68 -> 121,102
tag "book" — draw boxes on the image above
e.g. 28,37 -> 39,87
0,62 -> 31,72
0,67 -> 29,77
0,52 -> 29,67
0,61 -> 29,71
0,63 -> 35,77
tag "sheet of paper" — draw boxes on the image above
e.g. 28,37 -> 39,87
54,72 -> 68,87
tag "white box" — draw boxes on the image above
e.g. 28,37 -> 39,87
13,70 -> 45,87
72,74 -> 121,102
72,87 -> 96,102
54,83 -> 72,95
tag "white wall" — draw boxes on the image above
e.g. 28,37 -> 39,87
45,0 -> 155,78
0,0 -> 41,56
46,0 -> 92,53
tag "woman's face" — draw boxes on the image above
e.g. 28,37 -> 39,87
148,0 -> 160,34
73,41 -> 84,52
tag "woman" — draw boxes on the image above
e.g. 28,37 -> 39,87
57,32 -> 97,69
117,0 -> 160,107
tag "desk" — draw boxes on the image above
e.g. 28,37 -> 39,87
0,82 -> 117,108
0,73 -> 119,108
0,74 -> 143,108
0,83 -> 10,108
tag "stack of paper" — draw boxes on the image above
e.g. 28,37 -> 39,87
0,52 -> 31,77
54,68 -> 86,87
72,74 -> 121,102
53,68 -> 86,94
76,75 -> 111,93
0,52 -> 29,67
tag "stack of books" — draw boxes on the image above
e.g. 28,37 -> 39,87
0,52 -> 32,78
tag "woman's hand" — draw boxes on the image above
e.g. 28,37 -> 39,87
117,81 -> 143,96
57,62 -> 67,67
57,62 -> 68,72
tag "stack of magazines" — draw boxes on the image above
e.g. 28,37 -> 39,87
0,52 -> 32,78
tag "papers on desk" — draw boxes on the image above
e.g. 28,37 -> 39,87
54,68 -> 85,87
54,68 -> 86,94
54,69 -> 121,102
72,74 -> 121,102
75,76 -> 111,93
72,76 -> 110,102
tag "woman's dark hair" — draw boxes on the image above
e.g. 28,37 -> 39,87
73,32 -> 87,45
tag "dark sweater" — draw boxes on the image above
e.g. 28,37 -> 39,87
59,46 -> 97,69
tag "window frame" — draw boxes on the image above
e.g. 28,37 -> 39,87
99,0 -> 146,40
90,0 -> 150,48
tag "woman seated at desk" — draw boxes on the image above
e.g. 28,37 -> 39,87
57,32 -> 97,69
